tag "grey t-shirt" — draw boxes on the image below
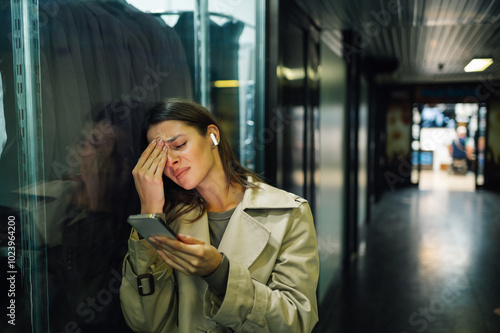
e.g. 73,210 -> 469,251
207,207 -> 235,248
203,207 -> 236,298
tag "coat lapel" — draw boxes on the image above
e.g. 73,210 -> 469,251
218,181 -> 299,270
218,206 -> 270,270
176,212 -> 211,244
174,206 -> 271,271
174,181 -> 299,271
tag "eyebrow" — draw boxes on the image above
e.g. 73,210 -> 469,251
148,134 -> 186,144
164,134 -> 185,143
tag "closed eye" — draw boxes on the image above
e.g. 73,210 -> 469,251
174,142 -> 186,150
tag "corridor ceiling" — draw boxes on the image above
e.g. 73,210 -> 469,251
295,0 -> 500,84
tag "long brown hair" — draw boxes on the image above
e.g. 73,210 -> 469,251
142,98 -> 262,223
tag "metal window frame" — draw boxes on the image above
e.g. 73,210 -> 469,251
11,0 -> 49,331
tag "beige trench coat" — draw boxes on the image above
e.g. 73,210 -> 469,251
120,181 -> 319,332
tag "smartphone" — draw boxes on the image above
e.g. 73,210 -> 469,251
127,214 -> 178,246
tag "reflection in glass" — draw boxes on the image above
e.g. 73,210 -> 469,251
37,2 -> 192,330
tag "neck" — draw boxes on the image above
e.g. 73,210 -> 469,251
196,150 -> 245,212
198,180 -> 244,213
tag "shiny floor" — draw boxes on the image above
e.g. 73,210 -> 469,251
320,180 -> 500,332
419,170 -> 476,192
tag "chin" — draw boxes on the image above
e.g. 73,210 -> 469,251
179,183 -> 195,191
175,179 -> 197,191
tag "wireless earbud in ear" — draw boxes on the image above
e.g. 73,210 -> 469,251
210,133 -> 219,146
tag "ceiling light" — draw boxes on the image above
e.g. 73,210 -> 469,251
464,58 -> 493,72
212,80 -> 239,88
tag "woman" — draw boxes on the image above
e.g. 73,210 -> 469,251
120,99 -> 319,332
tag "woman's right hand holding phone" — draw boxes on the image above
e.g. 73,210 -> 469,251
132,138 -> 168,214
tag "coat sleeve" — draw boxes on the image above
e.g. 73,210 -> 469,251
203,201 -> 319,332
120,229 -> 178,333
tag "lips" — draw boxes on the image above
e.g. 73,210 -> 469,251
173,167 -> 189,180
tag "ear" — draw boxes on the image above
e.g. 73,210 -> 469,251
207,124 -> 219,146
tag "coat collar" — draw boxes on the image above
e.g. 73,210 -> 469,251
239,179 -> 301,210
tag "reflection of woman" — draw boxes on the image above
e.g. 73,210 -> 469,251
44,103 -> 143,332
120,99 -> 319,332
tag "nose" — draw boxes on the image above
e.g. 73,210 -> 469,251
165,148 -> 179,167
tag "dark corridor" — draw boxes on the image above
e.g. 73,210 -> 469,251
319,187 -> 500,333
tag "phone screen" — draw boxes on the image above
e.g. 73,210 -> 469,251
127,214 -> 177,246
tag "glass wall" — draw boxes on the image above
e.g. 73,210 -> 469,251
0,0 -> 264,331
317,33 -> 346,303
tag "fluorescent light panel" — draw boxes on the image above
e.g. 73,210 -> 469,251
464,58 -> 493,72
212,80 -> 239,88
